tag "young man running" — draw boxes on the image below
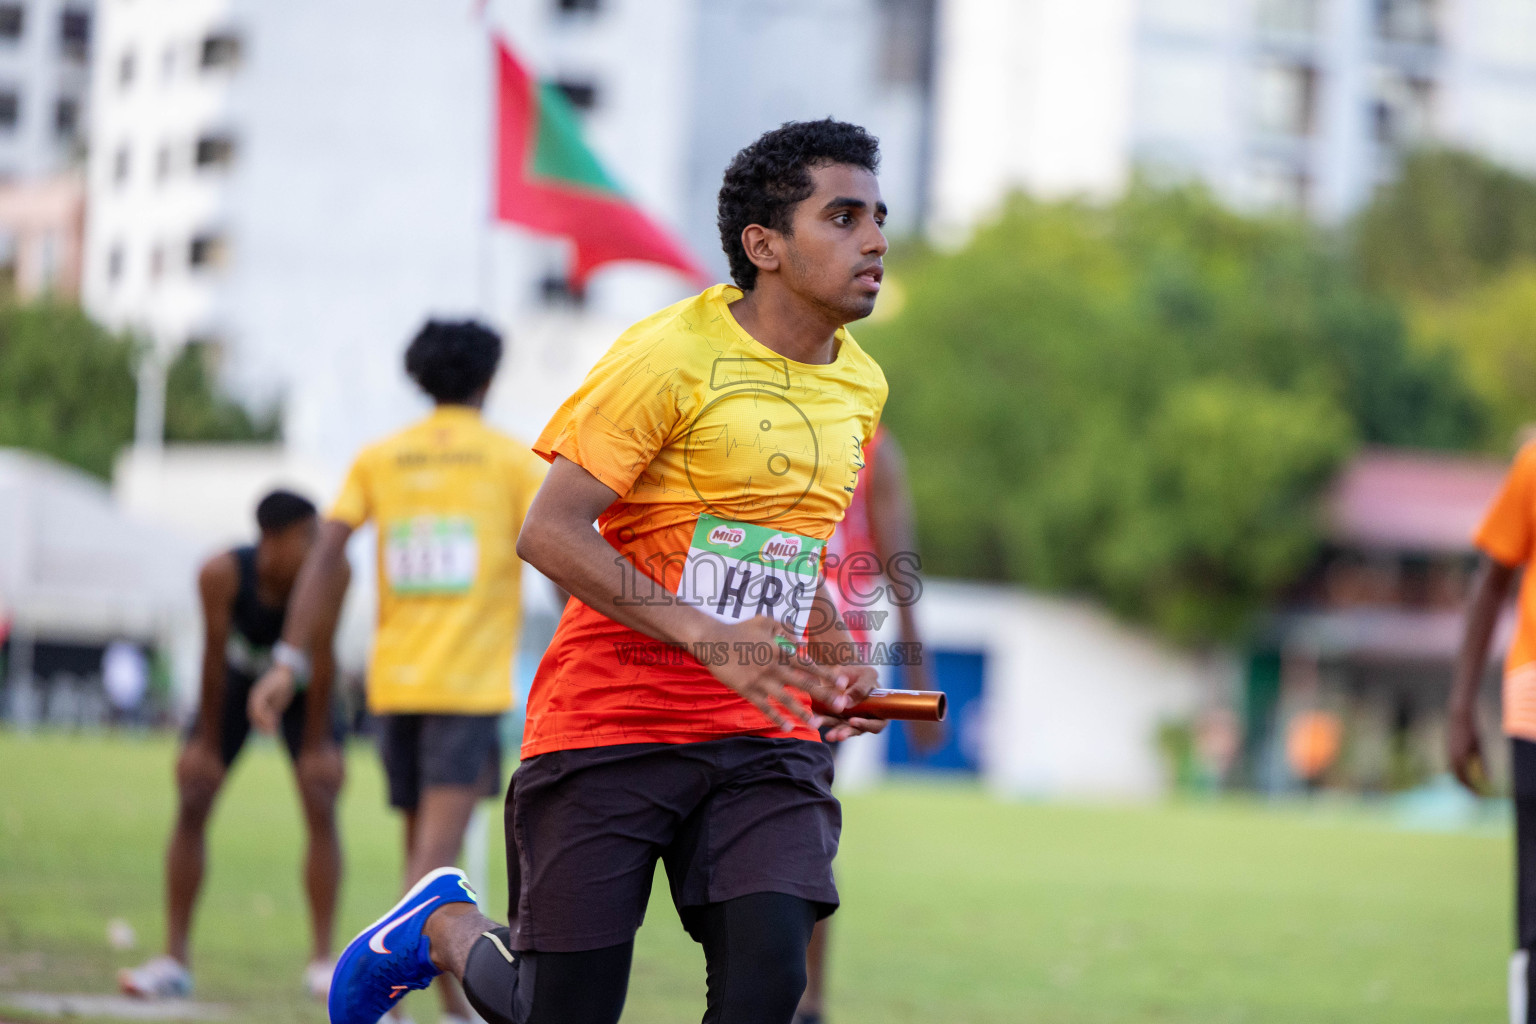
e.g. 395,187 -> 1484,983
251,318 -> 546,1024
1449,439 -> 1536,1024
120,490 -> 346,1001
328,118 -> 891,1024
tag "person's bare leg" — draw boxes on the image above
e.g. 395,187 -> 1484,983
424,902 -> 500,978
797,917 -> 829,1020
402,807 -> 419,879
406,785 -> 482,1020
294,746 -> 345,964
164,744 -> 225,964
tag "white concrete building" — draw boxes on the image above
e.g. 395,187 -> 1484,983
0,0 -> 92,181
932,0 -> 1536,231
82,0 -> 935,475
833,580 -> 1234,799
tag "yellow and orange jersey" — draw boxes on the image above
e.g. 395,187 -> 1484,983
524,283 -> 887,757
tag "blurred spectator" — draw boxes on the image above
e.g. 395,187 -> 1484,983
101,639 -> 148,726
1287,710 -> 1343,789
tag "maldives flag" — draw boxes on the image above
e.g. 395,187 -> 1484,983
492,38 -> 708,288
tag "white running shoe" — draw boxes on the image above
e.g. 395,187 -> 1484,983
117,955 -> 193,998
304,958 -> 334,1001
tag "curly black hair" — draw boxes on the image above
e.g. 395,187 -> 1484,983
717,118 -> 881,291
255,489 -> 316,534
404,319 -> 503,404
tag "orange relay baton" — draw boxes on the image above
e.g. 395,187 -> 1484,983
814,689 -> 947,722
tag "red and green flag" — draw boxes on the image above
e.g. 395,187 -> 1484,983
492,38 -> 707,288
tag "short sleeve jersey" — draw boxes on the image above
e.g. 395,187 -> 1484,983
1474,441 -> 1536,739
330,405 -> 547,714
525,283 -> 888,757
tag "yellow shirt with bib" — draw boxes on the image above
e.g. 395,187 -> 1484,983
330,406 -> 547,714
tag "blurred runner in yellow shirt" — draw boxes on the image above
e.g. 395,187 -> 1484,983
251,319 -> 545,1024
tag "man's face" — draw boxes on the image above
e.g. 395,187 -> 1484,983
779,162 -> 888,324
261,518 -> 317,588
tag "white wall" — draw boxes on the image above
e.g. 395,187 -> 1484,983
932,0 -> 1136,236
920,581 -> 1231,799
682,0 -> 932,267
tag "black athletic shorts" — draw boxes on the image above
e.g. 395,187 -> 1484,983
1516,738 -> 1536,952
505,735 -> 840,953
187,666 -> 342,767
379,713 -> 503,811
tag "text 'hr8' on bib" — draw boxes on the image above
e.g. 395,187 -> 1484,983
673,514 -> 825,639
384,516 -> 479,595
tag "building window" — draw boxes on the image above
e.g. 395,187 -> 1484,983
107,245 -> 124,282
1376,0 -> 1438,44
155,143 -> 171,182
113,145 -> 130,185
1373,71 -> 1435,145
188,232 -> 228,270
555,0 -> 602,12
118,50 -> 136,89
0,91 -> 17,132
200,32 -> 241,70
1248,160 -> 1309,210
1254,61 -> 1318,136
149,244 -> 164,281
59,8 -> 89,61
553,79 -> 598,111
0,5 -> 23,42
1256,0 -> 1318,36
54,97 -> 78,139
194,133 -> 235,169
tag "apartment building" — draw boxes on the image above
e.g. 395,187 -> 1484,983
82,0 -> 935,469
932,0 -> 1536,229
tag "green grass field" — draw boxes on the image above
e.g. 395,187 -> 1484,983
0,731 -> 1514,1023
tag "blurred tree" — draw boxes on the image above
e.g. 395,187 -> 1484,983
0,301 -> 278,480
1414,263 -> 1536,448
863,185 -> 1485,643
1352,148 -> 1536,449
0,302 -> 135,479
165,341 -> 280,444
1354,148 -> 1536,299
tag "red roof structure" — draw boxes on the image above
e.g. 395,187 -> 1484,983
1325,447 -> 1511,553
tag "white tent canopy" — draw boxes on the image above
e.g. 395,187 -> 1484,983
0,449 -> 200,647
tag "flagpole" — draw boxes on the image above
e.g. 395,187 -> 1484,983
475,0 -> 494,323
466,0 -> 495,902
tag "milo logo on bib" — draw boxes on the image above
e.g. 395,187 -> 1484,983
676,514 -> 825,638
708,524 -> 747,548
760,534 -> 803,565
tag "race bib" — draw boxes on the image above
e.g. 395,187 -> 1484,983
384,516 -> 478,595
674,514 -> 825,638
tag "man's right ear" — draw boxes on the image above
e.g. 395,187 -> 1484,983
740,224 -> 782,276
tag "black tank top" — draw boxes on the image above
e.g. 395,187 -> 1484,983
230,545 -> 286,648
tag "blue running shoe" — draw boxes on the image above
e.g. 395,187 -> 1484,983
329,867 -> 479,1024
